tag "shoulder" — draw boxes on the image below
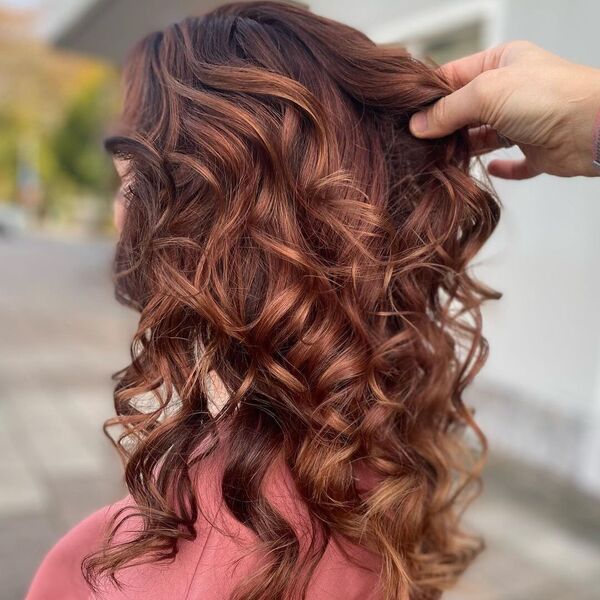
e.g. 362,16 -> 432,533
25,496 -> 132,600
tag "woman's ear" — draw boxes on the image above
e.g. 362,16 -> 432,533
113,196 -> 126,234
112,156 -> 132,234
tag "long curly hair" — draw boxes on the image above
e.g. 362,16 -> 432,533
83,2 -> 502,599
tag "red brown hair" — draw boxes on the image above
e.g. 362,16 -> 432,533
84,2 -> 501,599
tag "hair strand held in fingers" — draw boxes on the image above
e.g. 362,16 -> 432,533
83,2 -> 502,599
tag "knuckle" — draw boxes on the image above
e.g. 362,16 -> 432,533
469,72 -> 501,123
506,39 -> 537,54
470,74 -> 490,103
431,98 -> 448,128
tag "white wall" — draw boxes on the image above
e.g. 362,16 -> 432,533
311,0 -> 600,494
479,0 -> 600,493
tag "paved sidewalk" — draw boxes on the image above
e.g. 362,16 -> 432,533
1,233 -> 599,600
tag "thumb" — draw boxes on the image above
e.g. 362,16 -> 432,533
409,80 -> 483,138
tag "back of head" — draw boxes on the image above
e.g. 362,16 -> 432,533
91,2 -> 501,599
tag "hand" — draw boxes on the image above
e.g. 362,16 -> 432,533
409,41 -> 600,179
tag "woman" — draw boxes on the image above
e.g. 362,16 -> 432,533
26,2 -> 502,599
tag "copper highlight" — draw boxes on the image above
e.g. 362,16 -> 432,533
83,2 -> 502,599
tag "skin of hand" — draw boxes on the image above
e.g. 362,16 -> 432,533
409,40 -> 600,179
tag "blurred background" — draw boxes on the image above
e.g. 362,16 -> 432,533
0,0 -> 599,599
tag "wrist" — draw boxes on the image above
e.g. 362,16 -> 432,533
593,103 -> 600,171
578,67 -> 600,176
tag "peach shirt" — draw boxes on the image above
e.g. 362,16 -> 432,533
26,428 -> 383,600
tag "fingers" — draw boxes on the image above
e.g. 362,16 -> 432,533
409,43 -> 513,139
437,44 -> 508,88
409,79 -> 484,138
487,158 -> 540,180
468,125 -> 510,155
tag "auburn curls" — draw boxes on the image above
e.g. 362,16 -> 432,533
83,2 -> 502,599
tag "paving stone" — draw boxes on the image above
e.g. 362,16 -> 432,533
46,472 -> 126,531
0,512 -> 62,600
6,391 -> 106,479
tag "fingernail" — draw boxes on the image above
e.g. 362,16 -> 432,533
410,112 -> 428,135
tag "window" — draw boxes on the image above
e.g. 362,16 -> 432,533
409,21 -> 484,65
368,0 -> 503,65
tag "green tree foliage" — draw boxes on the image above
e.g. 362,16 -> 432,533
0,7 -> 120,232
44,71 -> 120,228
0,112 -> 18,200
51,77 -> 117,194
